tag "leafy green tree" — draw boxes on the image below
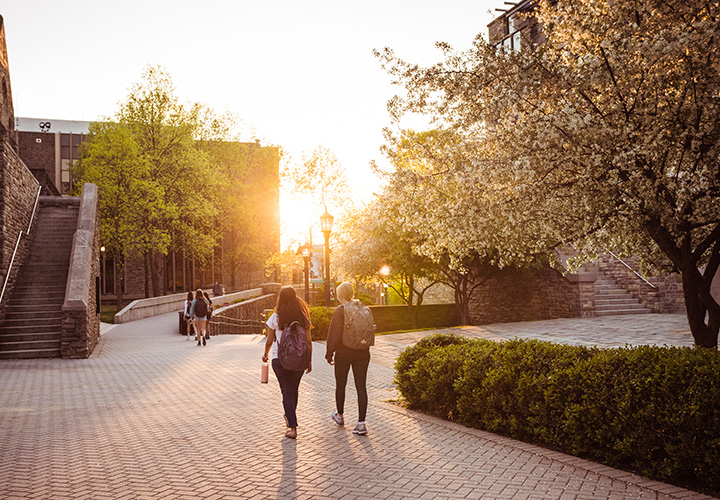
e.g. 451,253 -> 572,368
117,65 -> 219,296
338,197 -> 441,329
75,122 -> 149,310
379,0 -> 720,346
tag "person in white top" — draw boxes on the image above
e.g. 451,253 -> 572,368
183,291 -> 194,340
262,287 -> 313,439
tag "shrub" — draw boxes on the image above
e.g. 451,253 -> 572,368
405,343 -> 471,420
394,334 -> 720,491
309,306 -> 334,341
394,333 -> 470,405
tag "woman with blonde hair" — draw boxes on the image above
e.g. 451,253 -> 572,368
262,287 -> 313,439
325,281 -> 374,435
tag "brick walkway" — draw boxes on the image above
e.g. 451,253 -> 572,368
0,312 -> 715,500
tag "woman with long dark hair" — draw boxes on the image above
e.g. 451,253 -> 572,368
262,287 -> 313,439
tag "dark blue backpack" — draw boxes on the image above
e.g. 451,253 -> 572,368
278,321 -> 311,371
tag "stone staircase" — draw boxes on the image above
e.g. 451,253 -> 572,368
0,198 -> 79,359
594,271 -> 651,316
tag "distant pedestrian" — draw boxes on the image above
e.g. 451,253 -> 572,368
183,291 -> 195,340
326,282 -> 375,435
189,289 -> 209,346
203,291 -> 213,339
262,287 -> 313,439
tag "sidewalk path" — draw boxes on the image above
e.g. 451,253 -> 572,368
0,312 -> 714,500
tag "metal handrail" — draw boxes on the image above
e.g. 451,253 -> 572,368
0,186 -> 42,305
606,250 -> 657,289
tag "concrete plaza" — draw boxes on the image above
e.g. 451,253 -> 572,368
0,312 -> 716,500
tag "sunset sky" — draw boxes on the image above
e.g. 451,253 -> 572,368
2,0 -> 498,246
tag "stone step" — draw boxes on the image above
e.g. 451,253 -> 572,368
0,332 -> 61,343
595,297 -> 643,306
0,339 -> 61,351
3,310 -> 61,321
596,303 -> 649,312
1,317 -> 62,328
4,303 -> 63,313
0,323 -> 62,335
596,308 -> 651,316
0,348 -> 61,359
0,200 -> 78,358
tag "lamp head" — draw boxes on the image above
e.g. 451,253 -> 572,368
320,210 -> 334,234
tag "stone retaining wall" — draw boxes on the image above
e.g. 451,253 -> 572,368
468,266 -> 594,325
61,183 -> 100,358
210,294 -> 277,335
116,288 -> 265,324
0,141 -> 40,323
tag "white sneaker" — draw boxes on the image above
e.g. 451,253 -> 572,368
352,422 -> 367,435
331,411 -> 344,427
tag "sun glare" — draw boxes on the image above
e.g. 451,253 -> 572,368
280,197 -> 316,251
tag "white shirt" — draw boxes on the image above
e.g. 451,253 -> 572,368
266,313 -> 282,360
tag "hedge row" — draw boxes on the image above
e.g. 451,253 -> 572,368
395,334 -> 720,490
309,303 -> 460,341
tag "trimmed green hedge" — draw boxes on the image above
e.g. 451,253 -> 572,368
394,335 -> 720,490
309,304 -> 461,341
309,306 -> 334,341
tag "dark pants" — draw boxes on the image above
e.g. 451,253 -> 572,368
272,358 -> 304,428
334,348 -> 370,421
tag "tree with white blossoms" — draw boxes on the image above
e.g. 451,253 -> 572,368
377,0 -> 720,347
336,192 -> 441,329
378,128 -> 554,325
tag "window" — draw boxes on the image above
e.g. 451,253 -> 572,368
72,134 -> 83,161
499,11 -> 523,51
61,133 -> 70,159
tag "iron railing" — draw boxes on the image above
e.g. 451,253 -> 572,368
606,250 -> 657,289
0,186 -> 42,305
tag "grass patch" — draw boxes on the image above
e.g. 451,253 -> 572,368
377,327 -> 446,336
100,305 -> 117,324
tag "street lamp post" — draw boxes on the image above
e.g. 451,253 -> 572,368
298,245 -> 312,303
100,246 -> 106,304
320,210 -> 334,307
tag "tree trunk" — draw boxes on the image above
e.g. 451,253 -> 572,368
408,274 -> 418,329
150,251 -> 163,297
115,259 -> 124,312
681,268 -> 720,348
143,252 -> 151,298
455,286 -> 471,326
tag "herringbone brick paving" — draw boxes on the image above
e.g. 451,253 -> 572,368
0,312 -> 715,499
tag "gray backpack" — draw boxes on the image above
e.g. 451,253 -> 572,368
342,300 -> 376,349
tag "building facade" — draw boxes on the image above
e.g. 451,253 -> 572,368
15,117 -> 280,303
16,117 -> 88,196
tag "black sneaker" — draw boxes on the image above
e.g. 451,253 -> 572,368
197,341 -> 201,346
202,336 -> 206,346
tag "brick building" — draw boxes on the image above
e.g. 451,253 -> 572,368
488,0 -> 544,50
15,117 -> 88,196
14,116 -> 280,303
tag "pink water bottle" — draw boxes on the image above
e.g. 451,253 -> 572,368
261,361 -> 269,384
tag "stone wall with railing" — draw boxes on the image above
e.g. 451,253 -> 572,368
0,140 -> 40,323
209,293 -> 277,335
596,254 -> 685,314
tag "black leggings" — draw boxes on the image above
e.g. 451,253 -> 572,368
334,348 -> 370,421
